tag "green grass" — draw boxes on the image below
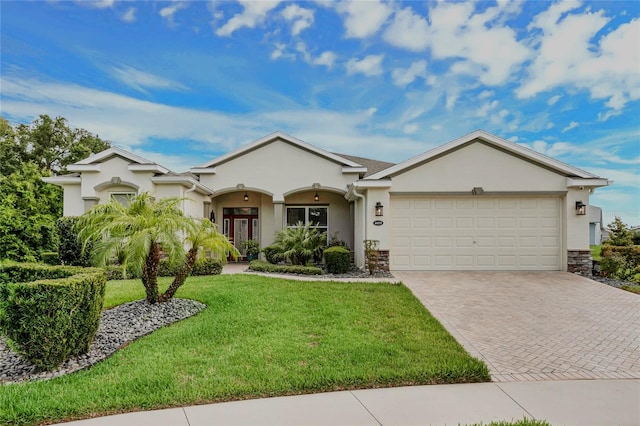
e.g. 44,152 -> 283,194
465,419 -> 551,426
0,274 -> 489,425
621,285 -> 640,295
591,245 -> 601,261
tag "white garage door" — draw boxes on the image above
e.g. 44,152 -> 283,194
390,196 -> 561,270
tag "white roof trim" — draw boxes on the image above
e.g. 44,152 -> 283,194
189,167 -> 217,175
342,167 -> 367,174
151,176 -> 214,195
367,130 -> 601,180
67,164 -> 101,172
193,131 -> 363,169
128,164 -> 169,174
42,176 -> 82,185
76,146 -> 155,165
353,179 -> 392,188
567,177 -> 612,188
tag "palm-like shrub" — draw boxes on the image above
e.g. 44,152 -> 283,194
76,192 -> 237,303
272,222 -> 327,265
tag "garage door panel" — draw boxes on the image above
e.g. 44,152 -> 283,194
391,196 -> 561,271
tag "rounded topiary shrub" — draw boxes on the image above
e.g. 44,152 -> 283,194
263,245 -> 284,264
323,246 -> 351,274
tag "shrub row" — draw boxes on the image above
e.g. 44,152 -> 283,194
600,245 -> 640,284
323,246 -> 351,274
56,217 -> 92,266
104,258 -> 224,281
248,260 -> 323,275
0,262 -> 106,371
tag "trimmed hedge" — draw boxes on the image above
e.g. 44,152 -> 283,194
323,246 -> 351,274
40,251 -> 60,265
600,245 -> 640,283
105,258 -> 224,281
248,260 -> 323,275
263,245 -> 284,264
0,262 -> 106,371
56,217 -> 92,267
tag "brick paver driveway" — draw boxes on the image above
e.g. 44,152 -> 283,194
393,271 -> 640,382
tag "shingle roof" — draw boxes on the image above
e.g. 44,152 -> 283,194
333,153 -> 395,178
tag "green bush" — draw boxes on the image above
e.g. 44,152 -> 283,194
600,245 -> 640,284
57,217 -> 92,266
263,245 -> 284,264
272,223 -> 327,265
248,260 -> 323,275
40,251 -> 60,265
191,258 -> 223,276
0,262 -> 106,371
323,246 -> 351,274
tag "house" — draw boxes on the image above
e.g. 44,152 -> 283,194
43,130 -> 610,274
588,205 -> 607,245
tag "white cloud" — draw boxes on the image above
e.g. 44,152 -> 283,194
547,94 -> 562,106
313,51 -> 337,69
476,100 -> 499,117
597,109 -> 623,122
110,65 -> 188,93
121,7 -> 136,23
562,121 -> 580,132
75,0 -> 113,9
336,0 -> 392,39
403,123 -> 419,134
383,7 -> 429,51
159,2 -> 188,26
391,60 -> 427,87
431,124 -> 443,131
216,1 -> 281,37
346,55 -> 384,77
281,4 -> 314,36
478,90 -> 494,100
517,4 -> 640,110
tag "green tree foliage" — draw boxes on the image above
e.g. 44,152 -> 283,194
0,115 -> 110,262
76,193 -> 237,303
605,216 -> 633,246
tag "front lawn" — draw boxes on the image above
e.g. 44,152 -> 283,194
591,245 -> 601,261
0,274 -> 489,425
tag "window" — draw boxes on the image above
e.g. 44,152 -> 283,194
110,192 -> 136,207
286,206 -> 328,234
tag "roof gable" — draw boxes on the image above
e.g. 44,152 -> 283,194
366,130 -> 599,180
192,131 -> 364,171
68,147 -> 170,174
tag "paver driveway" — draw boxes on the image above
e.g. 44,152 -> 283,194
393,271 -> 640,382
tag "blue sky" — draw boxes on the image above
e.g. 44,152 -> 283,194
1,0 -> 639,226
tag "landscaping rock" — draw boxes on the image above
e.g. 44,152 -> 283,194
0,298 -> 206,385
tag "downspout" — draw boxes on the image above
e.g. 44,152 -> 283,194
183,183 -> 197,216
351,184 -> 366,270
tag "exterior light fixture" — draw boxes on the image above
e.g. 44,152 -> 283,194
375,202 -> 384,217
472,187 -> 484,195
575,201 -> 586,215
244,192 -> 249,202
314,191 -> 319,202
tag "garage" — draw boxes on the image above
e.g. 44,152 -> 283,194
390,195 -> 562,271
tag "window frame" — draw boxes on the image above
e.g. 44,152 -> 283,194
110,192 -> 136,206
285,205 -> 329,234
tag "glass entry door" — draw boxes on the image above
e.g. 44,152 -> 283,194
234,219 -> 249,256
222,207 -> 259,261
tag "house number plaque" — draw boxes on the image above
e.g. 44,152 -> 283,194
373,220 -> 383,226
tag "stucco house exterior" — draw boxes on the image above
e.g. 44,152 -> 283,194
43,130 -> 610,274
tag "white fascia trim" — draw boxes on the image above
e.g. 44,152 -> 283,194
195,131 -> 363,168
128,164 -> 169,174
566,177 -> 612,188
353,179 -> 392,188
342,167 -> 367,174
67,164 -> 101,172
76,147 -> 154,165
367,130 -> 599,180
42,176 -> 82,185
189,167 -> 217,175
151,176 -> 214,195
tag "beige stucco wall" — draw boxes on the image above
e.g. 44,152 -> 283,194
80,157 -> 154,199
63,184 -> 83,216
199,139 -> 355,202
390,142 -> 567,192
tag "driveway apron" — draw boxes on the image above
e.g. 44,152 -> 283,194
394,271 -> 640,382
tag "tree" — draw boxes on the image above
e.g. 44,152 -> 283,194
76,193 -> 237,303
605,217 -> 634,246
0,115 -> 110,261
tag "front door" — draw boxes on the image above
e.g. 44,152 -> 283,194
223,207 -> 259,261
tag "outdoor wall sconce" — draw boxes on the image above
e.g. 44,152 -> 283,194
575,201 -> 586,215
209,211 -> 216,223
472,187 -> 484,195
375,202 -> 384,217
314,191 -> 319,202
244,192 -> 249,202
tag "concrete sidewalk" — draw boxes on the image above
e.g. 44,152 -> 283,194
62,379 -> 640,426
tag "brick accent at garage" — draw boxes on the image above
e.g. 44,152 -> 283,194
567,250 -> 592,276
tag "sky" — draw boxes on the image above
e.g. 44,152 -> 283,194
1,0 -> 639,226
